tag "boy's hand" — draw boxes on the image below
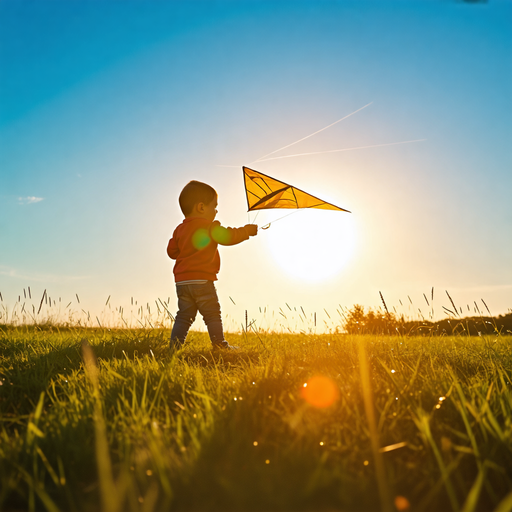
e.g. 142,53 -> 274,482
244,224 -> 258,236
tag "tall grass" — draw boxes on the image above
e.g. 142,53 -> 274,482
6,286 -> 509,335
1,323 -> 511,511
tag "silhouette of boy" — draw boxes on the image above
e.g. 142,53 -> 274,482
167,181 -> 257,349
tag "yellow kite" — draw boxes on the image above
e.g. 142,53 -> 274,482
243,166 -> 351,213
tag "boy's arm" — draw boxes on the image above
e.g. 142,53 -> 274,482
211,221 -> 257,246
167,237 -> 180,259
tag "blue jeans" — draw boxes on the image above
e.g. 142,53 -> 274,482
170,281 -> 224,347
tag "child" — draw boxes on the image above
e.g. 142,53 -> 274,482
167,180 -> 257,349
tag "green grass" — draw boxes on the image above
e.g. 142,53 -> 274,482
1,325 -> 511,511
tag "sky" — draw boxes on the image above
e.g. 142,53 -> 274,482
1,0 -> 511,332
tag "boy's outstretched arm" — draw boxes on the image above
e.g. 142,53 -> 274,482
244,224 -> 258,237
211,221 -> 257,246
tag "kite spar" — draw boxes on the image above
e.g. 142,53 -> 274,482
243,166 -> 350,228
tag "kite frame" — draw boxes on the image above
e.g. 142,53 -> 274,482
243,166 -> 351,213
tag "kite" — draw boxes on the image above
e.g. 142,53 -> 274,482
243,166 -> 351,213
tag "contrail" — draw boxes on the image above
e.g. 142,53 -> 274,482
254,139 -> 427,163
252,102 -> 373,163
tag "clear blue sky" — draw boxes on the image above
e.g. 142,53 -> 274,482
1,0 -> 511,330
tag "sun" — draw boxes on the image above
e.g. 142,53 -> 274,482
263,209 -> 356,282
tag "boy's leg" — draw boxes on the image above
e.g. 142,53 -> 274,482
170,285 -> 198,348
192,282 -> 225,345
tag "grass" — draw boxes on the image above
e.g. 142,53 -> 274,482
1,324 -> 511,512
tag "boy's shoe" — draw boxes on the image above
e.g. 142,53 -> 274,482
212,341 -> 239,350
169,340 -> 184,352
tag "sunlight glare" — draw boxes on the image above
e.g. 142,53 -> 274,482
264,209 -> 356,282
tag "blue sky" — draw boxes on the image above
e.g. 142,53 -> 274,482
1,0 -> 511,330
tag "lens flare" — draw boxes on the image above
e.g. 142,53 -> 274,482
394,496 -> 410,511
301,375 -> 339,408
192,228 -> 211,250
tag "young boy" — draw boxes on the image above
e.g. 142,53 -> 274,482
167,180 -> 257,349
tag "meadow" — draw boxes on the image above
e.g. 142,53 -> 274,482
1,321 -> 511,512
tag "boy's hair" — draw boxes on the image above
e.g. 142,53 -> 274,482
179,181 -> 217,216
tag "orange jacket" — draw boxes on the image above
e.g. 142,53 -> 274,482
167,217 -> 250,282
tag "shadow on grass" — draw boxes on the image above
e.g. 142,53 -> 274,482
0,327 -> 267,418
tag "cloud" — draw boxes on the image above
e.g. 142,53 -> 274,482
18,196 -> 44,205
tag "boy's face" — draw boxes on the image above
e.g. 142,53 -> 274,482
204,196 -> 218,221
195,196 -> 217,221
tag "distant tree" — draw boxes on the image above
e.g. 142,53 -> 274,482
343,305 -> 512,336
344,304 -> 366,334
344,305 -> 404,334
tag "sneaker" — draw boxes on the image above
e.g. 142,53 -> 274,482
212,341 -> 239,350
169,340 -> 184,352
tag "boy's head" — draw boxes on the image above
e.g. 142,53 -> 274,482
179,181 -> 218,219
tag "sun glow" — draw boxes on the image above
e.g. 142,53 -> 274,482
263,209 -> 356,282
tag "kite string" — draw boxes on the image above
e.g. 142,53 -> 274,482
259,209 -> 304,230
249,210 -> 262,225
